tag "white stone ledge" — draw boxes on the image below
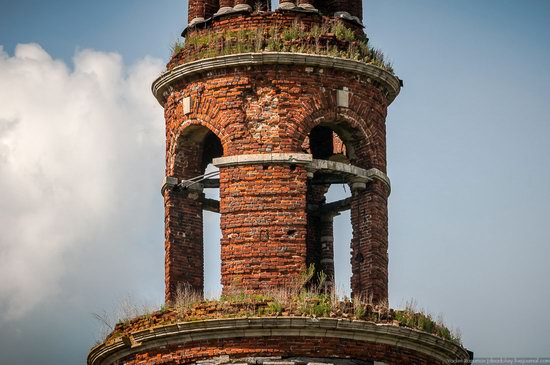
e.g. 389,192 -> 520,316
211,154 -> 390,193
213,153 -> 313,167
309,159 -> 391,192
151,52 -> 401,105
88,317 -> 470,365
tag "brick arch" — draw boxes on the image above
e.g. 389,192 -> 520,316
165,88 -> 248,161
163,120 -> 225,303
167,119 -> 227,177
293,107 -> 381,170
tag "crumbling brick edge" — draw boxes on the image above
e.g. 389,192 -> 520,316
88,317 -> 471,365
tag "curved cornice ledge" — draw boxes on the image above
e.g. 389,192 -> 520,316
88,317 -> 469,365
151,53 -> 401,106
211,153 -> 391,193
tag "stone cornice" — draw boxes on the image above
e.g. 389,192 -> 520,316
88,317 -> 470,365
213,153 -> 313,167
151,52 -> 401,106
212,154 -> 391,193
309,158 -> 391,192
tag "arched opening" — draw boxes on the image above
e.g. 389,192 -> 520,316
166,125 -> 223,302
302,121 -> 368,297
301,116 -> 389,303
303,125 -> 350,163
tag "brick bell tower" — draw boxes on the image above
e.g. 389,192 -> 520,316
88,1 -> 472,364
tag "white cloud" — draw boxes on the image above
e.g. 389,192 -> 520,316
0,44 -> 165,320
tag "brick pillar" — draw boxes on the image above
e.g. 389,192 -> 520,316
350,179 -> 389,305
188,0 -> 205,23
306,185 -> 324,270
164,142 -> 205,303
164,188 -> 204,303
188,0 -> 219,22
306,183 -> 332,288
219,164 -> 308,293
319,213 -> 335,289
205,0 -> 219,19
218,0 -> 234,11
350,0 -> 363,21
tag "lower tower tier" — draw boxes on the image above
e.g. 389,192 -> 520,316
88,317 -> 471,365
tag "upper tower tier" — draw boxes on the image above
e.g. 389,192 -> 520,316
153,1 -> 401,306
187,0 -> 364,29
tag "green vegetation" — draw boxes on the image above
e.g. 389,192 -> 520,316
171,39 -> 185,56
96,268 -> 459,346
171,19 -> 394,73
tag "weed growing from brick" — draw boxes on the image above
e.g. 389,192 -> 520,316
170,18 -> 393,73
99,277 -> 461,346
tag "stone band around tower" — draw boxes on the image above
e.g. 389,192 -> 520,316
152,52 -> 401,106
211,153 -> 391,191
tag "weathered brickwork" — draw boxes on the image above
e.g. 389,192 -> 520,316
87,2 -> 477,365
172,13 -> 366,70
121,336 -> 446,365
351,179 -> 390,302
219,164 -> 309,291
161,62 -> 390,300
186,2 -> 364,30
164,69 -> 387,157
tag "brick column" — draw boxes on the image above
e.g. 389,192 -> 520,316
219,164 -> 308,293
188,0 -> 205,23
204,0 -> 219,18
164,142 -> 205,303
350,179 -> 389,305
188,0 -> 220,23
164,188 -> 204,303
218,0 -> 234,11
306,183 -> 334,289
319,213 -> 335,289
306,185 -> 326,272
349,0 -> 363,21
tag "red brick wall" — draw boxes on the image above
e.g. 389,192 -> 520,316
164,139 -> 205,302
220,165 -> 309,292
162,61 -> 390,301
162,7 -> 392,303
351,179 -> 390,304
172,13 -> 366,70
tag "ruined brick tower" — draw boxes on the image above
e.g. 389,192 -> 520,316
89,1 -> 472,364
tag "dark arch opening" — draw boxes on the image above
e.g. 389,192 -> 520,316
170,125 -> 223,300
201,131 -> 223,171
304,123 -> 361,295
304,125 -> 351,163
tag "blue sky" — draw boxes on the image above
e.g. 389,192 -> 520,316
1,1 -> 549,364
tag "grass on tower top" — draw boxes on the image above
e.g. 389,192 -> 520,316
169,19 -> 394,73
94,267 -> 460,346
